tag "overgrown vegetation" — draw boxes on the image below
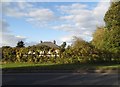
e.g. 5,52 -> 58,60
1,1 -> 120,65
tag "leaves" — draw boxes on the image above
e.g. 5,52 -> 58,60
104,1 -> 120,29
16,41 -> 25,48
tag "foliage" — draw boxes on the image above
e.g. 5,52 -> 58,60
62,37 -> 99,63
91,27 -> 106,50
104,1 -> 120,29
1,2 -> 120,64
60,42 -> 66,53
91,1 -> 120,62
103,1 -> 120,53
53,40 -> 56,44
2,47 -> 16,62
2,36 -> 119,64
16,41 -> 25,48
61,42 -> 66,48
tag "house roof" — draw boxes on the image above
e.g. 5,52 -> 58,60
36,42 -> 59,49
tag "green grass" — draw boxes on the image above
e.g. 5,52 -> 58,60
1,62 -> 120,70
1,62 -> 54,69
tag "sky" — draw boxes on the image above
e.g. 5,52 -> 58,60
1,0 -> 111,47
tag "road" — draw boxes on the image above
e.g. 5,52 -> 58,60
2,73 -> 119,85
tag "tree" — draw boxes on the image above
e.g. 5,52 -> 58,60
91,27 -> 106,50
92,1 -> 120,62
2,46 -> 11,48
60,42 -> 66,53
59,42 -> 67,58
104,1 -> 120,29
53,40 -> 56,44
61,42 -> 66,48
16,41 -> 25,48
40,40 -> 43,43
70,37 -> 96,63
103,1 -> 120,53
92,1 -> 120,53
2,47 -> 16,62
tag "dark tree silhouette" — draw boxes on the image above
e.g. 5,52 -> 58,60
53,40 -> 56,44
16,41 -> 25,48
60,42 -> 67,53
40,40 -> 43,43
61,42 -> 66,48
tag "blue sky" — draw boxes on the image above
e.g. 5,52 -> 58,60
1,1 -> 110,47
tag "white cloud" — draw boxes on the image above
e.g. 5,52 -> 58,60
2,3 -> 27,18
2,1 -> 111,45
0,20 -> 27,47
59,34 -> 75,46
17,2 -> 33,10
0,20 -> 38,47
1,33 -> 38,47
53,24 -> 75,32
60,15 -> 74,21
6,9 -> 27,18
2,2 -> 56,46
60,32 -> 93,44
1,33 -> 26,47
93,1 -> 110,26
27,8 -> 55,23
56,1 -> 110,43
3,2 -> 56,26
25,41 -> 38,47
1,0 -> 112,2
59,3 -> 87,13
60,35 -> 74,42
0,20 -> 10,33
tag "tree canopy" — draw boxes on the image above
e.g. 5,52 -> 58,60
104,1 -> 120,53
16,41 -> 25,48
92,1 -> 120,53
104,1 -> 120,29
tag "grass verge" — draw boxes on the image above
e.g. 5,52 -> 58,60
1,62 -> 120,70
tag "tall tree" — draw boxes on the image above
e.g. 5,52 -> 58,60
53,40 -> 56,44
104,1 -> 120,29
91,27 -> 106,50
16,41 -> 25,48
92,1 -> 120,53
61,42 -> 66,48
103,1 -> 120,53
60,42 -> 67,55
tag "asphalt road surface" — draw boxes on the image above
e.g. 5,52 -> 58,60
2,73 -> 119,85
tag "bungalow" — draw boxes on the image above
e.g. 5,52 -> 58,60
37,41 -> 60,57
28,41 -> 60,57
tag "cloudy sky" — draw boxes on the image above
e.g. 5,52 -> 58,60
1,0 -> 110,47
